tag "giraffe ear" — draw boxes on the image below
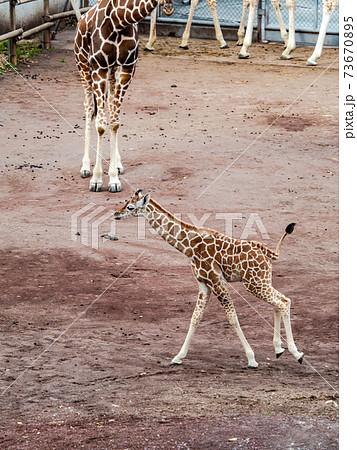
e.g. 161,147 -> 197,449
139,193 -> 151,207
142,193 -> 151,206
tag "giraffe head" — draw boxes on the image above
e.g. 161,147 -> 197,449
114,190 -> 151,220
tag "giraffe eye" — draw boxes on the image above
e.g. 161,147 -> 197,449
127,205 -> 135,211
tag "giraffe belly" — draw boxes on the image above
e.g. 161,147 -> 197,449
223,269 -> 243,283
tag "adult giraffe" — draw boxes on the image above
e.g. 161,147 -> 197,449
74,0 -> 173,192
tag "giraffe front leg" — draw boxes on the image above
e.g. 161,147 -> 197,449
90,118 -> 106,192
237,0 -> 249,46
108,122 -> 122,193
78,68 -> 94,178
280,0 -> 296,60
217,289 -> 258,368
306,6 -> 335,66
270,0 -> 289,47
179,0 -> 199,49
207,0 -> 228,48
171,282 -> 211,365
81,93 -> 94,178
144,8 -> 157,51
107,66 -> 135,192
238,0 -> 258,59
89,70 -> 108,191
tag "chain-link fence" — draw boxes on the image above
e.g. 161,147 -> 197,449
87,0 -> 339,44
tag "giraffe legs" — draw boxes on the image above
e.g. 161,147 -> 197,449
144,8 -> 157,51
206,0 -> 228,49
78,67 -> 94,178
273,307 -> 285,358
90,69 -> 108,192
270,0 -> 289,48
214,279 -> 258,368
306,5 -> 336,66
179,0 -> 227,49
171,281 -> 211,365
238,0 -> 258,59
107,66 -> 135,192
280,0 -> 296,60
237,0 -> 250,46
245,283 -> 303,363
179,0 -> 199,49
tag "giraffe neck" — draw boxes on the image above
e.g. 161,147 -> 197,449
98,0 -> 159,28
144,199 -> 199,257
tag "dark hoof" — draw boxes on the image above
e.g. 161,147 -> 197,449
276,349 -> 285,359
170,360 -> 182,366
89,182 -> 102,192
298,354 -> 304,364
144,47 -> 154,52
238,53 -> 250,59
280,54 -> 293,60
179,45 -> 189,50
221,44 -> 229,49
108,183 -> 121,193
80,170 -> 91,178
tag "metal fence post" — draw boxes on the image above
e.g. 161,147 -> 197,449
8,0 -> 17,65
43,0 -> 51,49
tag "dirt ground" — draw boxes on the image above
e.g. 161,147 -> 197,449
0,30 -> 338,449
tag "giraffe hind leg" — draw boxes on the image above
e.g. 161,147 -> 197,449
245,282 -> 304,363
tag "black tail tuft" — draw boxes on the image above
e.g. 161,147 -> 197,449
285,223 -> 296,234
91,94 -> 97,120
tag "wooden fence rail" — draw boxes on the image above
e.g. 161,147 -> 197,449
0,0 -> 90,65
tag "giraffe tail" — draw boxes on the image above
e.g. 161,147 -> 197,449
270,223 -> 296,259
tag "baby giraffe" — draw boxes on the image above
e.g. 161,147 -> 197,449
114,190 -> 304,367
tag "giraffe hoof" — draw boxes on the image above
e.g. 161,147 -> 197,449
298,353 -> 304,364
89,182 -> 103,192
247,363 -> 258,369
306,59 -> 317,66
144,47 -> 155,52
170,358 -> 182,365
276,349 -> 285,359
80,170 -> 91,178
108,182 -> 122,193
280,54 -> 293,60
238,53 -> 250,59
179,45 -> 189,50
220,44 -> 229,49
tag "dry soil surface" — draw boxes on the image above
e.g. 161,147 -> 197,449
0,31 -> 338,449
